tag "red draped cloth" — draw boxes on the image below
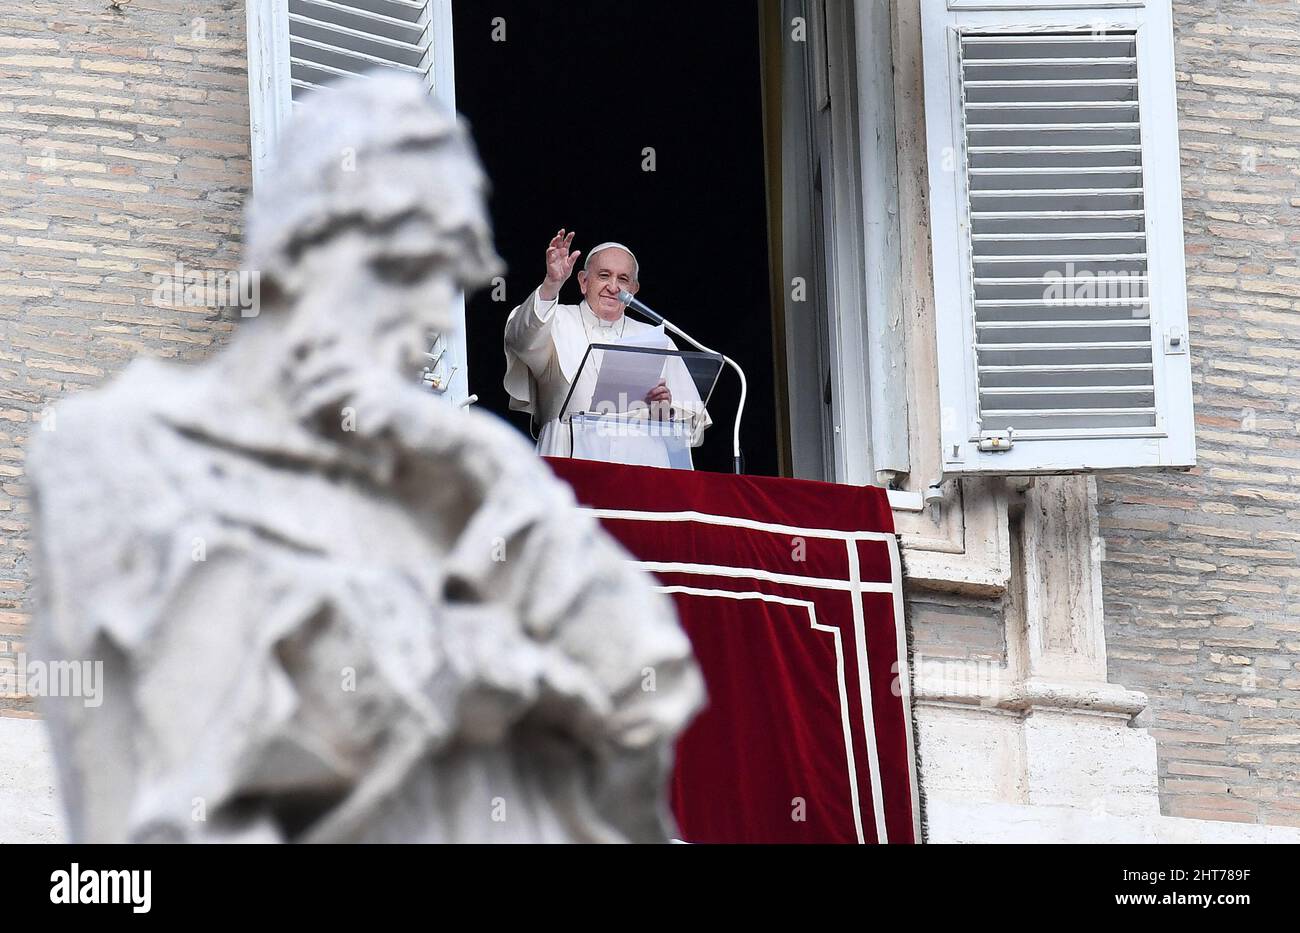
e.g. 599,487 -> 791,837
548,458 -> 919,844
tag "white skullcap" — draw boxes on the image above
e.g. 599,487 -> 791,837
583,241 -> 639,280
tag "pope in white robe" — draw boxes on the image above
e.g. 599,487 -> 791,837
503,232 -> 711,468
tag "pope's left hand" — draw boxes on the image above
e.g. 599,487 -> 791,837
645,379 -> 672,421
645,379 -> 671,406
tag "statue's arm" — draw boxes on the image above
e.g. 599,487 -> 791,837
426,416 -> 704,840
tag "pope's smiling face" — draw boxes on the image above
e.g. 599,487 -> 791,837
577,248 -> 638,322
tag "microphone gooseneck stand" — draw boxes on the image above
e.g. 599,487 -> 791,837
618,290 -> 747,474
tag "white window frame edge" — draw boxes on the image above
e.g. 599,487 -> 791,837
820,0 -> 915,501
819,0 -> 874,488
778,0 -> 835,484
424,0 -> 470,406
853,0 -> 911,489
246,0 -> 291,190
921,0 -> 1195,475
244,1 -> 470,406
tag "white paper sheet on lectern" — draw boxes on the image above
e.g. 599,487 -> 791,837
589,336 -> 673,412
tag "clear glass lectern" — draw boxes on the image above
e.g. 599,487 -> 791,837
558,341 -> 724,470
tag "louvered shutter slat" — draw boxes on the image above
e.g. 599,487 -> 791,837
296,0 -> 430,42
287,0 -> 432,103
291,34 -> 424,77
290,76 -> 331,94
288,16 -> 428,64
289,54 -> 370,82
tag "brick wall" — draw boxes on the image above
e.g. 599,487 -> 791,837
1098,0 -> 1300,827
0,0 -> 250,715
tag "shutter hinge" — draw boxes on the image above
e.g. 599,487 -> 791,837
1165,326 -> 1187,355
978,429 -> 1014,453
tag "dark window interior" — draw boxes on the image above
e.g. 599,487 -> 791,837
451,0 -> 777,475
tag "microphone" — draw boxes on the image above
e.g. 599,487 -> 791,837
617,291 -> 665,325
617,289 -> 747,474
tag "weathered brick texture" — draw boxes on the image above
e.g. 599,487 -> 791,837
0,0 -> 249,714
1098,0 -> 1300,826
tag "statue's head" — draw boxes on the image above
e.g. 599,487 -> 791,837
244,73 -> 502,398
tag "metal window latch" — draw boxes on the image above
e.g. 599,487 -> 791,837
422,365 -> 457,393
1165,326 -> 1187,355
978,429 -> 1013,452
421,330 -> 453,393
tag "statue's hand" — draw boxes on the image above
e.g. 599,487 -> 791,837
337,373 -> 430,444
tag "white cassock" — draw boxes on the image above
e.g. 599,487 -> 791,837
504,287 -> 711,467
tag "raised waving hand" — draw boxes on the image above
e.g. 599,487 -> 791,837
539,228 -> 580,302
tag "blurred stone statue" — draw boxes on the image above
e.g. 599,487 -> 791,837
28,74 -> 702,843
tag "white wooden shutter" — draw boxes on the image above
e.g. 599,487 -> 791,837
922,0 -> 1194,474
247,0 -> 457,186
288,0 -> 434,100
245,0 -> 469,404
